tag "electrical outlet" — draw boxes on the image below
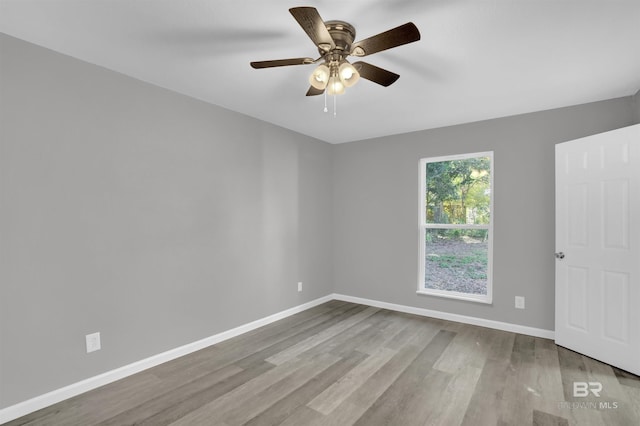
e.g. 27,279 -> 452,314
298,282 -> 303,292
86,332 -> 101,353
515,296 -> 525,309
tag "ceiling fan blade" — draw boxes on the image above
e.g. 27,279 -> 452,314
306,86 -> 325,96
250,58 -> 315,69
351,22 -> 420,57
352,61 -> 400,87
289,7 -> 336,52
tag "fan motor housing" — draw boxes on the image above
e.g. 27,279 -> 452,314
322,20 -> 356,56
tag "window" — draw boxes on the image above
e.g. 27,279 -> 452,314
418,152 -> 493,303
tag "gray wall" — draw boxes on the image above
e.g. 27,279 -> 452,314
634,89 -> 640,124
332,97 -> 637,332
0,34 -> 333,408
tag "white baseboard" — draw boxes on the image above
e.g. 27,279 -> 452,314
332,294 -> 555,340
0,294 -> 333,424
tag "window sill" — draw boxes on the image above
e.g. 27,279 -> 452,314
416,289 -> 492,304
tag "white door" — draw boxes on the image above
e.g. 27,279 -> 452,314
555,124 -> 640,375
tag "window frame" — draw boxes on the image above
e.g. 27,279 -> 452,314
417,151 -> 494,304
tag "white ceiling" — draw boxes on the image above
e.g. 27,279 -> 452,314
1,0 -> 639,144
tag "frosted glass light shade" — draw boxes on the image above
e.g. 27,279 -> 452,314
327,76 -> 345,95
338,62 -> 360,87
309,64 -> 330,90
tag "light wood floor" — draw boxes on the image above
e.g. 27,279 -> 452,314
6,301 -> 640,426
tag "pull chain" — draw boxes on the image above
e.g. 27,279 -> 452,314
321,91 -> 337,118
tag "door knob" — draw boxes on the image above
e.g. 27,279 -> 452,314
555,252 -> 565,259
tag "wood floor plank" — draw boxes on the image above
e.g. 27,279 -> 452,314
96,363 -> 249,426
244,351 -> 368,426
353,310 -> 409,355
613,366 -> 640,389
232,304 -> 369,370
486,328 -> 517,360
352,330 -> 456,426
527,341 -> 577,425
529,344 -> 611,425
290,325 -> 442,426
557,345 -> 592,403
277,405 -> 326,426
532,399 -> 606,426
399,367 -> 453,426
498,334 -> 539,425
307,346 -> 397,415
219,304 -> 367,368
220,353 -> 340,425
581,353 -> 639,426
384,312 -> 445,347
433,324 -> 486,373
461,357 -> 512,426
424,364 -> 483,426
265,306 -> 380,365
300,311 -> 388,359
361,367 -> 451,426
623,385 -> 640,421
532,338 -> 566,403
168,353 -> 339,426
533,409 -> 570,426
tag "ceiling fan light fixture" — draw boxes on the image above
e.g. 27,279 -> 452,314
309,64 -> 330,90
327,75 -> 345,95
338,61 -> 360,87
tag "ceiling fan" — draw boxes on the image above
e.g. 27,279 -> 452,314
250,7 -> 420,96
